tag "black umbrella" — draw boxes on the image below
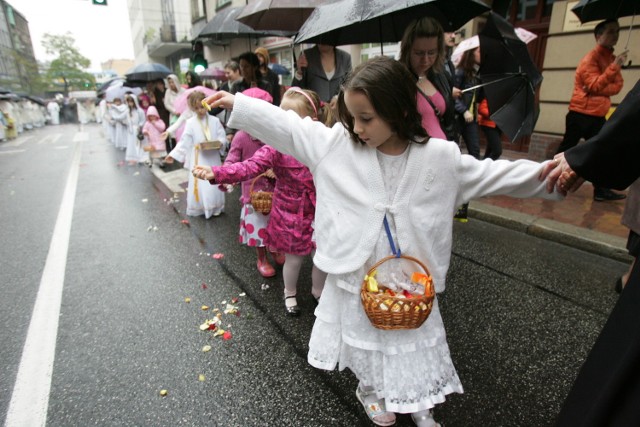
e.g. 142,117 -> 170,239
572,0 -> 639,51
21,94 -> 47,107
236,0 -> 326,33
294,0 -> 490,46
572,0 -> 640,23
124,63 -> 172,84
198,6 -> 293,41
476,12 -> 543,142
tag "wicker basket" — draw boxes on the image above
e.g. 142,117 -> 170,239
198,140 -> 222,150
142,145 -> 155,152
249,173 -> 273,214
360,254 -> 435,330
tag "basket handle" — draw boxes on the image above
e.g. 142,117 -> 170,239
249,172 -> 269,194
364,254 -> 434,297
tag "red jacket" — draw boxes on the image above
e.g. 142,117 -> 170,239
477,98 -> 496,128
569,44 -> 624,117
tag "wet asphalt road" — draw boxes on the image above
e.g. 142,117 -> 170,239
0,124 -> 626,426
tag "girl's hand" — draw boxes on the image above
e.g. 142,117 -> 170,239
160,131 -> 169,140
192,165 -> 214,181
539,153 -> 583,195
164,155 -> 174,164
203,91 -> 235,111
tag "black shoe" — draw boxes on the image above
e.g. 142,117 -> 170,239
615,277 -> 624,294
454,204 -> 468,223
284,296 -> 300,317
594,189 -> 626,201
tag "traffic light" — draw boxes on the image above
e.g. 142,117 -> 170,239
92,0 -> 107,5
191,41 -> 207,74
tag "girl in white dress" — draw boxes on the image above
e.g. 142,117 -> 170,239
109,98 -> 129,150
167,90 -> 226,218
124,95 -> 148,165
195,56 -> 562,427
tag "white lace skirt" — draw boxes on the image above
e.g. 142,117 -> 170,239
307,270 -> 463,413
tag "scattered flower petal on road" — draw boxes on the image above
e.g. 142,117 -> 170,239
198,374 -> 206,382
184,297 -> 191,303
223,331 -> 232,340
159,389 -> 168,397
202,345 -> 211,352
212,253 -> 224,259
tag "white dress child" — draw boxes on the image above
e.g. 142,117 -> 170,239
169,114 -> 226,218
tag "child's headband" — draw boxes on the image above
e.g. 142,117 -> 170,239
286,86 -> 317,119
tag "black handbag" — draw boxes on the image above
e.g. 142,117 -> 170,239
137,128 -> 144,141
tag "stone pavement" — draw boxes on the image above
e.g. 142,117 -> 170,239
473,148 -> 630,262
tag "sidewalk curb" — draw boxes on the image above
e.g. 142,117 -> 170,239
470,201 -> 631,263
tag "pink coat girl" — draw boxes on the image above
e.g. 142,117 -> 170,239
211,145 -> 316,256
142,106 -> 167,154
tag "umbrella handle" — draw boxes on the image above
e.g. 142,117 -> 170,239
460,74 -> 522,93
624,14 -> 635,51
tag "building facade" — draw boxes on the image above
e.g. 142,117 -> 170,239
0,1 -> 38,94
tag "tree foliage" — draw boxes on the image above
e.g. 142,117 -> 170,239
42,32 -> 96,94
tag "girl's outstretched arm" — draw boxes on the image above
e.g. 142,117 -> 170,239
192,165 -> 214,181
203,91 -> 235,111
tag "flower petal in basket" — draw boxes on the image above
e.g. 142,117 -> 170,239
360,255 -> 435,331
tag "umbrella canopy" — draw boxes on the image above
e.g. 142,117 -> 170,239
173,86 -> 217,114
198,6 -> 293,40
236,0 -> 325,32
21,95 -> 47,106
294,0 -> 490,45
268,63 -> 291,75
0,86 -> 12,94
572,0 -> 640,23
97,77 -> 126,96
105,81 -> 142,102
477,12 -> 543,142
199,67 -> 227,80
125,63 -> 172,84
452,28 -> 537,66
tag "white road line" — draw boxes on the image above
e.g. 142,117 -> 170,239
4,139 -> 83,427
5,136 -> 32,147
0,150 -> 26,155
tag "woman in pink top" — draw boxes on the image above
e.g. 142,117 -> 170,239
399,17 -> 457,141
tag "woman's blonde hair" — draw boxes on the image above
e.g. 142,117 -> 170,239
283,87 -> 334,127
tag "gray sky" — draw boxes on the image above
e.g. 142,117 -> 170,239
17,0 -> 135,70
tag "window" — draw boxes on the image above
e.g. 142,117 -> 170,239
216,0 -> 232,9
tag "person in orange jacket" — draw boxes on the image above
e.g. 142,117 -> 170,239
556,18 -> 628,202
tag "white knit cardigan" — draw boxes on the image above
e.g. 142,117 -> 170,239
228,93 -> 561,292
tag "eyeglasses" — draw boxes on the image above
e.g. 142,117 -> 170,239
412,50 -> 438,58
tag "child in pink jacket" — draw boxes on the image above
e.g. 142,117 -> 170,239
204,88 -> 331,316
142,106 -> 167,166
223,88 -> 280,278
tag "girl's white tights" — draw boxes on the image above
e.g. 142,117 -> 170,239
282,253 -> 327,301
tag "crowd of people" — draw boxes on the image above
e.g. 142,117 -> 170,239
9,14 -> 633,426
184,14 -> 635,426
